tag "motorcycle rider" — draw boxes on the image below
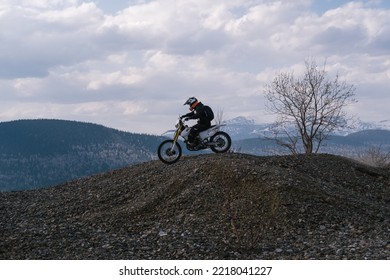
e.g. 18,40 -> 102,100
181,97 -> 212,147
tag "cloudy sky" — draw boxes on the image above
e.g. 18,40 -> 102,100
1,0 -> 389,134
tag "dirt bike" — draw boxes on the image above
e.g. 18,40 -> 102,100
157,117 -> 232,164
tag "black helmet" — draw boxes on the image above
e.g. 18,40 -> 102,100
184,97 -> 199,111
184,97 -> 198,106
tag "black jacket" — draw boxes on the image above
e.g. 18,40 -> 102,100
182,102 -> 211,125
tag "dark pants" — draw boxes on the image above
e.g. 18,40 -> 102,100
188,123 -> 211,143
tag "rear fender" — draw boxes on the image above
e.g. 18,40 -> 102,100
199,126 -> 219,139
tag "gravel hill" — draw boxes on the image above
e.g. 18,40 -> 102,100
1,153 -> 389,259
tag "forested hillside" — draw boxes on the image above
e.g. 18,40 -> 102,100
0,119 -> 165,191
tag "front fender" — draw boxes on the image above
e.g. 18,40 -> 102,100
162,129 -> 176,136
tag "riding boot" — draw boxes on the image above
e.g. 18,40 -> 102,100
187,132 -> 197,147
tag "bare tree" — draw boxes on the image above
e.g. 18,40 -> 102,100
357,145 -> 390,168
264,59 -> 357,154
214,108 -> 225,126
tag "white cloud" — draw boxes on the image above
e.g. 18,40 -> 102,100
35,2 -> 103,27
0,1 -> 105,78
0,0 -> 389,134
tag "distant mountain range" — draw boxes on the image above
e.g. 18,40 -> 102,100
0,119 -> 166,191
224,116 -> 390,156
1,118 -> 389,191
233,129 -> 390,157
222,116 -> 270,140
223,116 -> 390,140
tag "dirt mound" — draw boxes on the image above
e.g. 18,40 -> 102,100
1,153 -> 389,259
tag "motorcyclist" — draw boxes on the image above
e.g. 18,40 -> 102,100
181,97 -> 212,146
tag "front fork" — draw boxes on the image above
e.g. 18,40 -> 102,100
170,126 -> 183,152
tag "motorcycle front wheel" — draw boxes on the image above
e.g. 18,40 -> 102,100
210,131 -> 232,153
157,140 -> 182,164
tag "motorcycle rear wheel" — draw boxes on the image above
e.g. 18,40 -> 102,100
210,131 -> 231,153
157,140 -> 182,164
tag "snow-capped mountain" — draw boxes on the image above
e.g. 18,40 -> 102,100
334,119 -> 390,136
360,119 -> 390,131
223,116 -> 390,140
222,116 -> 271,140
